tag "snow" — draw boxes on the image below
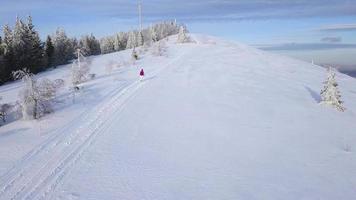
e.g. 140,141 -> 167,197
1,34 -> 356,199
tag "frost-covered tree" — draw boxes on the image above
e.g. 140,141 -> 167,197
99,21 -> 179,53
142,27 -> 155,47
154,21 -> 179,40
320,67 -> 345,111
114,32 -> 127,51
177,26 -> 190,43
13,69 -> 58,119
71,49 -> 90,85
35,78 -> 58,115
13,69 -> 36,119
100,36 -> 115,54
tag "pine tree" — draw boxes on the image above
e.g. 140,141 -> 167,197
0,36 -> 5,84
11,16 -> 44,73
89,34 -> 101,55
52,28 -> 75,65
0,36 -> 3,55
114,33 -> 122,51
137,31 -> 144,47
12,17 -> 27,70
320,67 -> 345,111
2,24 -> 14,83
45,35 -> 55,67
126,31 -> 137,49
80,34 -> 101,56
26,15 -> 44,72
114,32 -> 127,51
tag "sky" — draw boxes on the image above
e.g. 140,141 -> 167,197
0,0 -> 356,70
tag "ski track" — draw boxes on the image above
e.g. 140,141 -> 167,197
0,48 -> 193,200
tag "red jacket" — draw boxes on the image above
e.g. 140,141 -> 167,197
140,69 -> 145,76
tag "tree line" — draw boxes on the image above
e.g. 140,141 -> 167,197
0,15 -> 180,85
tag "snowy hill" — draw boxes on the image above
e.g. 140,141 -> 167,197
0,34 -> 356,199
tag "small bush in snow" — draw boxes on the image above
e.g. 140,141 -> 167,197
89,73 -> 96,80
320,67 -> 345,111
0,98 -> 11,123
131,48 -> 139,61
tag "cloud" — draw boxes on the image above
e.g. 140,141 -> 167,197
321,37 -> 342,43
317,24 -> 356,32
257,43 -> 356,51
0,0 -> 356,24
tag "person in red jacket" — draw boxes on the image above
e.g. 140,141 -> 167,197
139,68 -> 145,81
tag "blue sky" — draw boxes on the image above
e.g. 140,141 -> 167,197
1,0 -> 356,69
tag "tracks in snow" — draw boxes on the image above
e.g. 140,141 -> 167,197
0,48 -> 192,200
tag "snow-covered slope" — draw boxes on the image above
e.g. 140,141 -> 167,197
0,34 -> 356,200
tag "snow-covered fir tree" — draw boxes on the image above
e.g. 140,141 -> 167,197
1,24 -> 14,83
12,17 -> 28,69
0,36 -> 3,56
11,16 -> 44,73
126,31 -> 137,49
320,67 -> 345,111
177,26 -> 190,43
150,26 -> 158,42
2,25 -> 13,57
142,27 -> 155,47
52,28 -> 75,65
26,15 -> 44,73
137,31 -> 144,47
0,36 -> 5,83
44,36 -> 55,67
0,18 -> 181,85
114,32 -> 127,51
79,34 -> 101,56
